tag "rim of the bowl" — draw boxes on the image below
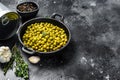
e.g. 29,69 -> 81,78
16,1 -> 39,13
18,17 -> 71,54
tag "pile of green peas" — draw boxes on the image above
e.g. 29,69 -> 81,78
22,22 -> 68,52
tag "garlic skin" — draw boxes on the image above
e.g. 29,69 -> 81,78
28,56 -> 40,64
0,46 -> 12,63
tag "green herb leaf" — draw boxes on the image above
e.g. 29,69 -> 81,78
2,57 -> 14,75
13,45 -> 29,80
1,45 -> 29,80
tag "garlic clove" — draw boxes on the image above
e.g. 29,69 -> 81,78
3,53 -> 9,58
28,56 -> 40,64
0,52 -> 2,55
0,56 -> 6,63
0,56 -> 5,63
6,57 -> 10,62
0,46 -> 12,63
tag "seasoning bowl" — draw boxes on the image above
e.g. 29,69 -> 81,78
16,1 -> 39,22
18,13 -> 71,55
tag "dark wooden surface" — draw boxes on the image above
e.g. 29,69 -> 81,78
1,0 -> 120,80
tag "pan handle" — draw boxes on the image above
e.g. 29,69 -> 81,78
1,16 -> 9,25
22,47 -> 35,55
51,13 -> 64,22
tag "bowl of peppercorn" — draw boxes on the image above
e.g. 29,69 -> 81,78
16,1 -> 39,22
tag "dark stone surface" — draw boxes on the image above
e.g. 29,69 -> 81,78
1,0 -> 120,80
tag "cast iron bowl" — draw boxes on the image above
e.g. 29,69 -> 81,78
16,1 -> 39,22
18,13 -> 71,55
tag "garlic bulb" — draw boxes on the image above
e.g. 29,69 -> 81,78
0,46 -> 12,63
28,56 -> 40,64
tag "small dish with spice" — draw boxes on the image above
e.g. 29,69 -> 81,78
16,1 -> 39,22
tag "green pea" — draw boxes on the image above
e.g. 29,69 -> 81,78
22,22 -> 68,52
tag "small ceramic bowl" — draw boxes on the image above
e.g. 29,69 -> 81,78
16,1 -> 39,22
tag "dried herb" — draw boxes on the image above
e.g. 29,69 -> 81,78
2,55 -> 15,75
18,3 -> 37,12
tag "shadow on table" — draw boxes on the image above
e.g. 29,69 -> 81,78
21,38 -> 77,68
0,34 -> 18,49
